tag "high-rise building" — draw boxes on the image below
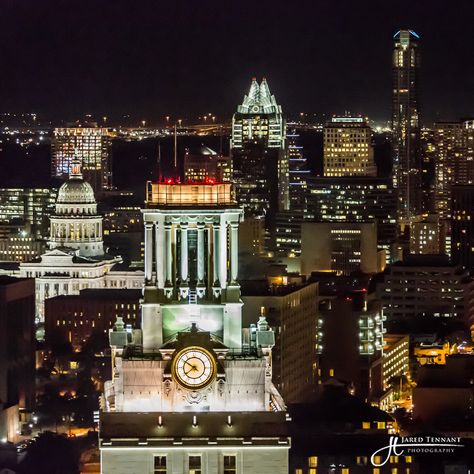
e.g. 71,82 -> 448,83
323,117 -> 376,177
306,176 -> 398,252
301,222 -> 381,276
392,30 -> 422,222
433,120 -> 474,219
52,124 -> 113,193
286,125 -> 309,210
317,291 -> 384,399
241,281 -> 319,403
231,78 -> 288,229
452,185 -> 474,273
0,188 -> 57,239
183,146 -> 232,183
99,180 -> 289,473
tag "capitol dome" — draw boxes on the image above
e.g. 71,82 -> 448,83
57,159 -> 96,204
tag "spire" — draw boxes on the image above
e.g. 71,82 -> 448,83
247,77 -> 259,103
259,77 -> 271,100
69,155 -> 83,180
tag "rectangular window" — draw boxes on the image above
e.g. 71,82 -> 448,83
308,456 -> 318,467
154,456 -> 166,473
223,455 -> 236,474
189,455 -> 201,474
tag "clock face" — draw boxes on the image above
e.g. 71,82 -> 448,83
252,105 -> 260,113
172,347 -> 216,390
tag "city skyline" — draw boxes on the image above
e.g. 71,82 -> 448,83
1,0 -> 473,122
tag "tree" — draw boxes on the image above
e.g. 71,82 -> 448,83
18,431 -> 80,474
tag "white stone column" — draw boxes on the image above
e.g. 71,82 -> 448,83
180,224 -> 188,283
197,223 -> 205,284
145,223 -> 153,284
213,223 -> 220,286
230,222 -> 239,283
165,223 -> 172,285
155,219 -> 165,289
219,220 -> 228,288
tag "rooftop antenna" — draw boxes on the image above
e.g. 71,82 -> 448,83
157,140 -> 162,182
174,123 -> 178,171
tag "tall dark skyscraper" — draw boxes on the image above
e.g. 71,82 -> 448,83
452,185 -> 474,273
392,30 -> 422,223
231,78 -> 288,229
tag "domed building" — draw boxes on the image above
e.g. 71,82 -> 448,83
49,159 -> 104,257
20,159 -> 143,322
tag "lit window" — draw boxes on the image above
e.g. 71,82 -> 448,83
308,456 -> 318,467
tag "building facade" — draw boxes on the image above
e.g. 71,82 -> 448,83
19,160 -> 142,321
377,255 -> 474,322
433,121 -> 474,219
301,222 -> 381,276
452,185 -> 474,273
45,288 -> 142,351
52,125 -> 113,193
392,30 -> 422,222
99,180 -> 289,474
323,117 -> 376,177
241,281 -> 319,404
231,78 -> 288,229
0,277 -> 35,443
0,187 -> 57,239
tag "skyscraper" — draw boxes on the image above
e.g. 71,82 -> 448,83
433,120 -> 474,219
392,30 -> 422,223
231,78 -> 288,227
323,116 -> 376,177
286,125 -> 309,210
51,124 -> 113,193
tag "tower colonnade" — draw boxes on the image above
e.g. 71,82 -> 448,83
143,210 -> 241,301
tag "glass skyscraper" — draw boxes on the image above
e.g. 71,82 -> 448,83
392,30 -> 422,223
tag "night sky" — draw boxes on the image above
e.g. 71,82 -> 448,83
1,0 -> 473,123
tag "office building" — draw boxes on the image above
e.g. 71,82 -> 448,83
432,121 -> 474,219
286,125 -> 309,211
183,146 -> 232,183
45,288 -> 142,351
19,159 -> 142,321
306,176 -> 398,253
323,116 -> 376,177
52,124 -> 113,192
409,213 -> 445,254
377,254 -> 474,322
452,185 -> 474,273
0,232 -> 45,262
381,334 -> 410,391
231,78 -> 288,229
317,291 -> 385,399
99,180 -> 289,474
392,30 -> 422,222
0,277 -> 35,443
301,222 -> 381,276
241,281 -> 319,403
0,187 -> 57,239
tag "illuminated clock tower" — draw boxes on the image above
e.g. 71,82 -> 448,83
99,180 -> 289,474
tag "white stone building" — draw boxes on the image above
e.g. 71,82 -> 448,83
19,159 -> 143,321
100,181 -> 289,474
